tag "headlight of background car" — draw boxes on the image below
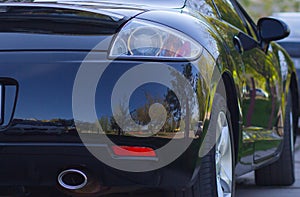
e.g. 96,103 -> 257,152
109,19 -> 203,60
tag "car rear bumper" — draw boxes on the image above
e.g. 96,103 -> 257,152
0,140 -> 200,192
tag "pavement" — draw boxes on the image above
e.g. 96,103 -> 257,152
235,136 -> 300,197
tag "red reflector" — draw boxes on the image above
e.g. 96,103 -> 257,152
111,146 -> 156,157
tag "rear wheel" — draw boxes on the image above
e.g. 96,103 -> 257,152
200,110 -> 234,197
170,93 -> 235,197
255,92 -> 295,186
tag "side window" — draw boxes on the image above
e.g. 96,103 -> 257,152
212,0 -> 247,32
233,1 -> 259,41
244,18 -> 258,41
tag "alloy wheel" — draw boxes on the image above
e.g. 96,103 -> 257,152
215,111 -> 233,197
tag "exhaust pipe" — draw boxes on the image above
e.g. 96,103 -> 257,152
57,169 -> 88,190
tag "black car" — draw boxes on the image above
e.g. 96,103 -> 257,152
0,0 -> 298,197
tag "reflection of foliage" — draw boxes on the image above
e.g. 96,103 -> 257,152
166,63 -> 199,136
132,93 -> 156,125
76,64 -> 200,136
165,63 -> 195,121
130,93 -> 178,133
243,99 -> 273,127
241,45 -> 280,129
213,0 -> 247,32
164,90 -> 180,130
243,44 -> 279,88
109,63 -> 199,135
98,116 -> 110,132
110,116 -> 122,135
111,101 -> 131,134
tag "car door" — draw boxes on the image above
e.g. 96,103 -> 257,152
231,0 -> 283,163
210,0 -> 283,164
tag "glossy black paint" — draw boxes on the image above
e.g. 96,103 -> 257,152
0,51 -> 204,134
0,0 -> 297,193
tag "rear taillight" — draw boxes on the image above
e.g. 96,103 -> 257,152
109,19 -> 203,60
111,145 -> 156,157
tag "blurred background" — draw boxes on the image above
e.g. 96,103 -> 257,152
240,0 -> 300,21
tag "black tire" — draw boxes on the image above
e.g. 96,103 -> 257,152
255,92 -> 295,186
168,93 -> 235,197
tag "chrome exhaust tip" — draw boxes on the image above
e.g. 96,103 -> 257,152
57,169 -> 88,190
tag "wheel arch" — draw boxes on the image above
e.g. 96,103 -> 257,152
221,71 -> 241,164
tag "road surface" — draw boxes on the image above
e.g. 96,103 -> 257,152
235,136 -> 300,197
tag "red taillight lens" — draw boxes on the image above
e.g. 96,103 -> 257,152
111,146 -> 156,157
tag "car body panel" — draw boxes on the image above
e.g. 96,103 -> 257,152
0,0 -> 297,191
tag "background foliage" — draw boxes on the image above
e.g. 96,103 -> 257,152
240,0 -> 300,21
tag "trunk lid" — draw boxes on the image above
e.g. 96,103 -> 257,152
0,3 -> 144,51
